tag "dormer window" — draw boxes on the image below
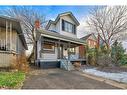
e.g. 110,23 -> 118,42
62,19 -> 76,34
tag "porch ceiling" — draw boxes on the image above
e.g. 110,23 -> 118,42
38,29 -> 86,45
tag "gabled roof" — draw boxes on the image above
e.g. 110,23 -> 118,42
0,16 -> 28,50
37,29 -> 85,45
45,12 -> 80,30
81,33 -> 97,41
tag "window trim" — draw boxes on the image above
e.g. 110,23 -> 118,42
62,19 -> 76,34
42,42 -> 55,53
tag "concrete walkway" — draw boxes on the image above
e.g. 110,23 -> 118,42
22,69 -> 119,89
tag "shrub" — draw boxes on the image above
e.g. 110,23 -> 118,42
97,54 -> 114,67
11,53 -> 29,73
111,40 -> 126,66
87,48 -> 97,66
119,54 -> 127,65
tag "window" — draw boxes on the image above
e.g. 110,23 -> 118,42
62,19 -> 76,34
69,47 -> 75,54
43,42 -> 55,53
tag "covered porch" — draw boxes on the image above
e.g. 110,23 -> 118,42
0,16 -> 27,67
36,30 -> 86,70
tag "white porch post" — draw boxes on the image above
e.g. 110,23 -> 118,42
6,20 -> 8,50
10,22 -> 12,51
68,42 -> 70,60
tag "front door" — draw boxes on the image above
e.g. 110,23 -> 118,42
57,45 -> 63,59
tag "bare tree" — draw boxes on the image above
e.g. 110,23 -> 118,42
1,6 -> 47,60
87,6 -> 127,50
2,6 -> 46,44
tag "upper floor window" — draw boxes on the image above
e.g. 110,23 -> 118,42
62,19 -> 76,34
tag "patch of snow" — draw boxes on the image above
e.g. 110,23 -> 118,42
82,68 -> 127,83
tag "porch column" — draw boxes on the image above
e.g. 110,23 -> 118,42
58,40 -> 61,59
68,42 -> 70,60
6,20 -> 8,50
9,22 -> 12,51
40,36 -> 44,58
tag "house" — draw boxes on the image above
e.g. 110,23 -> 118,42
81,33 -> 97,49
0,16 -> 28,67
35,12 -> 86,70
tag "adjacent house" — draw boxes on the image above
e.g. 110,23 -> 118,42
0,16 -> 28,67
81,33 -> 97,48
36,12 -> 86,70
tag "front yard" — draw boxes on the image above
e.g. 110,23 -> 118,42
0,71 -> 25,89
81,66 -> 127,84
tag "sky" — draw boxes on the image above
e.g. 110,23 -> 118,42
0,5 -> 97,54
0,5 -> 96,38
1,5 -> 127,54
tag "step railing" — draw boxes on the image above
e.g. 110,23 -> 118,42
60,56 -> 74,71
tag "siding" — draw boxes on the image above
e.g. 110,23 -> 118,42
0,52 -> 16,67
59,15 -> 77,38
41,47 -> 58,60
37,37 -> 41,59
48,24 -> 56,31
16,35 -> 26,54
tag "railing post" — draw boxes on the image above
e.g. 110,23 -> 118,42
5,20 -> 8,50
10,22 -> 12,51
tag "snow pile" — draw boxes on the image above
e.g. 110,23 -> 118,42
82,68 -> 127,83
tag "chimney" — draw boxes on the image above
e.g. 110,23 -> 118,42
35,20 -> 40,29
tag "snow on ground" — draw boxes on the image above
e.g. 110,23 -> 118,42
82,68 -> 127,84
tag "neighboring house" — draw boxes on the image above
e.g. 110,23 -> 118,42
36,12 -> 86,70
0,16 -> 28,67
81,33 -> 97,48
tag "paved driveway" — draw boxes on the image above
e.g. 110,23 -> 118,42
22,68 -> 119,89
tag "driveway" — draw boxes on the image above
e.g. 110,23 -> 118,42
22,68 -> 119,89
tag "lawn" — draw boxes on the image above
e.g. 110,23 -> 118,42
0,71 -> 25,89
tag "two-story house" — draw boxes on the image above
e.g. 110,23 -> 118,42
0,16 -> 28,67
36,12 -> 86,70
81,33 -> 97,49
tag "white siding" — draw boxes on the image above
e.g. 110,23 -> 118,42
48,24 -> 56,31
41,47 -> 58,60
17,34 -> 26,54
59,15 -> 77,38
37,37 -> 41,59
56,20 -> 60,32
47,15 -> 78,38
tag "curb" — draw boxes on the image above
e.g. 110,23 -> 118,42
75,71 -> 127,89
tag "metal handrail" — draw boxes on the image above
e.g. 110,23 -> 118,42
61,56 -> 69,70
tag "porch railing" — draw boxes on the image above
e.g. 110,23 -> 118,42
0,40 -> 11,51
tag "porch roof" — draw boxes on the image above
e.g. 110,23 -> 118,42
37,29 -> 86,45
0,16 -> 28,50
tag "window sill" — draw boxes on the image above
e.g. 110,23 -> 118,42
62,30 -> 76,35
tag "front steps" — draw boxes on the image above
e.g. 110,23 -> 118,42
60,60 -> 75,71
